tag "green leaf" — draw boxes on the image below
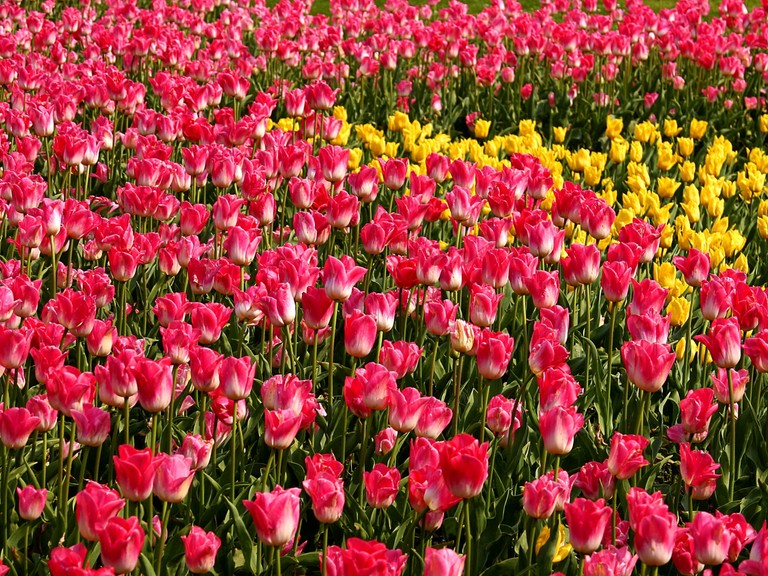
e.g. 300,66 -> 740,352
225,498 -> 258,575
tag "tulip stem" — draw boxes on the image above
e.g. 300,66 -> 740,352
124,398 -> 131,446
231,402 -> 237,502
728,369 -> 736,502
1,446 -> 7,551
42,432 -> 48,488
464,498 -> 473,576
359,417 -> 368,507
584,285 -> 592,392
452,356 -> 463,437
322,526 -> 329,576
328,302 -> 338,407
155,501 -> 169,573
606,302 -> 619,423
262,451 -> 275,492
428,339 -> 438,397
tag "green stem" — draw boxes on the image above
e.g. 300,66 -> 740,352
124,398 -> 131,446
231,402 -> 238,502
464,498 -> 473,576
728,369 -> 737,502
328,303 -> 338,406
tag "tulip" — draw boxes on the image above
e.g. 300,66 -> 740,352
673,249 -> 710,287
17,485 -> 47,521
303,473 -> 345,524
388,387 -> 429,433
621,340 -> 676,393
153,454 -> 195,503
575,461 -> 615,501
114,445 -> 161,502
700,276 -> 733,321
744,331 -> 768,373
673,529 -> 704,576
71,405 -> 111,447
75,482 -> 125,542
98,515 -> 145,574
564,498 -> 613,553
711,368 -> 750,404
691,512 -> 732,566
323,255 -> 367,301
601,260 -> 633,302
375,427 -> 398,455
439,433 -> 489,499
606,433 -> 650,480
539,406 -> 583,455
364,464 -> 401,509
243,485 -> 301,548
182,526 -> 222,574
364,291 -> 399,333
380,340 -> 422,379
219,355 -> 256,401
413,397 -> 453,439
584,545 -> 638,576
634,511 -> 678,566
424,547 -> 465,576
476,330 -> 515,380
524,269 -> 560,309
264,408 -> 303,450
0,407 -> 40,449
680,388 -> 718,435
739,525 -> 768,576
522,475 -> 560,519
468,283 -> 503,327
680,443 -> 721,500
695,317 -> 742,369
486,394 -> 523,446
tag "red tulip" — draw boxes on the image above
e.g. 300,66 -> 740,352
71,404 -> 111,447
625,487 -> 668,530
468,283 -> 503,328
601,260 -> 633,303
134,356 -> 174,413
264,408 -> 303,450
539,405 -> 583,455
691,512 -> 732,566
627,311 -> 670,344
439,433 -> 489,499
388,387 -> 429,433
153,454 -> 195,503
680,443 -> 720,500
424,547 -> 465,576
219,355 -> 256,401
562,243 -> 601,286
606,433 -> 649,480
673,248 -> 710,287
375,427 -> 398,455
343,362 -> 397,418
0,407 -> 40,449
75,482 -> 125,542
744,330 -> 768,373
537,367 -> 582,411
711,368 -> 749,404
364,463 -> 401,509
680,388 -> 718,436
182,526 -> 222,574
189,301 -> 233,344
0,326 -> 31,370
700,276 -> 733,321
476,329 -> 515,380
189,345 -> 223,393
524,269 -> 560,309
529,323 -> 570,375
575,461 -> 616,501
673,529 -> 704,576
113,445 -> 161,502
413,397 -> 452,439
323,255 -> 367,301
486,394 -> 523,446
380,340 -> 422,379
634,510 -> 678,566
564,497 -> 613,553
17,485 -> 47,521
695,317 -> 742,369
243,485 -> 301,548
303,472 -> 345,524
522,474 -> 560,519
621,340 -> 676,393
98,515 -> 145,574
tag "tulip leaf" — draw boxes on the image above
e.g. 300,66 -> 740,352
139,553 -> 157,576
225,497 -> 258,575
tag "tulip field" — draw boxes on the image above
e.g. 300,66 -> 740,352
4,0 -> 768,574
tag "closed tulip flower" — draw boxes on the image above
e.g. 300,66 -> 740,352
219,355 -> 256,401
303,473 -> 345,524
680,443 -> 720,500
364,464 -> 401,509
0,407 -> 41,450
523,475 -> 560,519
621,340 -> 676,393
695,317 -> 742,369
75,482 -> 125,542
476,329 -> 515,380
744,330 -> 768,373
634,511 -> 678,566
691,512 -> 732,566
113,445 -> 161,502
564,498 -> 613,553
439,433 -> 489,499
153,454 -> 195,503
98,515 -> 145,574
424,547 -> 465,576
17,485 -> 47,521
182,526 -> 222,574
243,485 -> 301,548
606,433 -> 649,480
539,406 -> 584,455
344,310 -> 377,358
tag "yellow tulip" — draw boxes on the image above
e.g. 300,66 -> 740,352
474,119 -> 491,139
610,138 -> 629,164
675,338 -> 697,363
664,119 -> 682,137
760,114 -> 768,134
690,119 -> 708,140
606,115 -> 624,139
733,253 -> 749,273
679,161 -> 696,183
536,525 -> 572,563
657,176 -> 680,199
348,148 -> 363,170
757,215 -> 768,238
677,137 -> 694,157
333,106 -> 348,122
553,126 -> 568,143
668,297 -> 690,326
630,141 -> 643,163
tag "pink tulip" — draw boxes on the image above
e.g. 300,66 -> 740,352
98,515 -> 145,574
606,433 -> 649,480
539,406 -> 583,455
182,526 -> 222,574
564,498 -> 613,553
243,485 -> 301,548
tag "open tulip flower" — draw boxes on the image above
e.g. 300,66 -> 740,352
2,0 -> 768,574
